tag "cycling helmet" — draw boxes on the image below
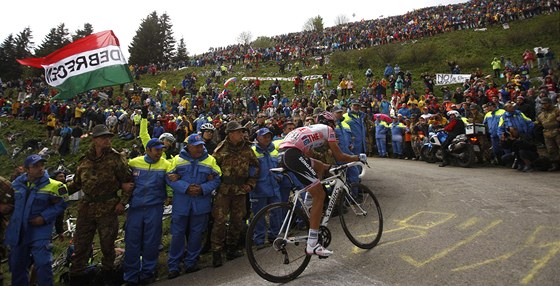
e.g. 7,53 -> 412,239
447,110 -> 460,117
159,132 -> 176,143
200,123 -> 216,132
315,111 -> 335,126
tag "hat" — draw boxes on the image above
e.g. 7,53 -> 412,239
517,96 -> 525,100
541,97 -> 552,104
469,103 -> 478,110
146,138 -> 165,149
91,124 -> 114,138
186,134 -> 205,146
350,100 -> 361,106
256,128 -> 273,137
24,154 -> 46,168
225,121 -> 247,134
332,106 -> 344,113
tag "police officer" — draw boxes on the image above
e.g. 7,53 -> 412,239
211,121 -> 259,267
67,124 -> 134,285
123,138 -> 173,285
167,134 -> 221,279
5,154 -> 67,286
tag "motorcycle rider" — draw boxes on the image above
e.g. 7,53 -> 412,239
439,110 -> 465,167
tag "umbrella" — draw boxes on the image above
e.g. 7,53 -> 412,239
224,77 -> 237,88
373,113 -> 392,123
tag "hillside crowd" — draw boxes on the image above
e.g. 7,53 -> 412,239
0,0 -> 559,285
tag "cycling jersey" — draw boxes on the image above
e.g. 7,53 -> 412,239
278,124 -> 337,152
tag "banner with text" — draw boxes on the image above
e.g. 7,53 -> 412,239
435,74 -> 471,86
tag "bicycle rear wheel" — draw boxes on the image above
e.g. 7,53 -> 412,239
246,202 -> 311,283
339,183 -> 383,249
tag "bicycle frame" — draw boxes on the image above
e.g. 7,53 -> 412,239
271,161 -> 367,244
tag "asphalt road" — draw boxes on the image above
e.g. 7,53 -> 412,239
157,158 -> 560,286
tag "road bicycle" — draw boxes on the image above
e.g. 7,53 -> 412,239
245,161 -> 383,283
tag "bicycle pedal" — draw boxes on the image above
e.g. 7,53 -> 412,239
318,255 -> 329,259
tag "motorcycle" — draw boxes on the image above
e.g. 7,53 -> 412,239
421,130 -> 475,168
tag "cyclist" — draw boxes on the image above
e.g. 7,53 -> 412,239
278,111 -> 367,257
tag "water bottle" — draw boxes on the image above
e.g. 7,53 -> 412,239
303,192 -> 313,212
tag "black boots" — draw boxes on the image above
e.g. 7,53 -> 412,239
212,251 -> 223,268
226,246 -> 244,260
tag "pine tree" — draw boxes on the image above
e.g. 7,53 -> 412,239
159,13 -> 176,63
0,34 -> 18,80
128,11 -> 163,65
73,23 -> 94,41
175,37 -> 189,63
35,23 -> 70,57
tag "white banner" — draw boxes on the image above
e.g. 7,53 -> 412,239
241,75 -> 322,82
435,73 -> 471,86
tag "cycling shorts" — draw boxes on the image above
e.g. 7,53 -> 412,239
279,147 -> 320,187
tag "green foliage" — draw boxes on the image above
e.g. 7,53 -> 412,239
34,23 -> 71,58
72,23 -> 94,42
128,11 -> 176,66
252,36 -> 276,49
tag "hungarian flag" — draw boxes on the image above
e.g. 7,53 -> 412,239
17,30 -> 133,100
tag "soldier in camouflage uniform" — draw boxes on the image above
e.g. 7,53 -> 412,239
0,176 -> 14,286
211,121 -> 259,267
66,125 -> 134,285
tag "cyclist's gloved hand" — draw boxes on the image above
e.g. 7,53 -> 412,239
359,153 -> 368,163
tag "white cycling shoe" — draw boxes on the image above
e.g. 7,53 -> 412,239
306,244 -> 333,257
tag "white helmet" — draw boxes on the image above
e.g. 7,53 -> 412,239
159,132 -> 176,143
200,123 -> 216,132
447,110 -> 460,117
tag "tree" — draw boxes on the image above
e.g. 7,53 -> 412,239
334,14 -> 350,26
252,36 -> 275,49
159,13 -> 176,62
0,34 -> 18,80
128,11 -> 176,65
73,23 -> 94,41
237,31 -> 252,45
35,23 -> 71,57
174,37 -> 189,63
303,15 -> 324,33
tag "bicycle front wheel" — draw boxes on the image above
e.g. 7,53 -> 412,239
339,183 -> 383,249
246,202 -> 311,283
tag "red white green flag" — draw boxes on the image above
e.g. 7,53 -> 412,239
17,30 -> 133,100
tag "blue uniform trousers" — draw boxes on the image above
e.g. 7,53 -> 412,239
9,239 -> 53,286
123,205 -> 163,283
392,140 -> 403,155
167,211 -> 209,272
250,195 -> 281,245
376,138 -> 387,156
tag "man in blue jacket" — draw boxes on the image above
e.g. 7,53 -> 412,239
250,128 -> 281,247
167,134 -> 221,279
5,154 -> 67,286
123,138 -> 173,285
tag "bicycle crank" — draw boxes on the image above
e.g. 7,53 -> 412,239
319,226 -> 332,248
